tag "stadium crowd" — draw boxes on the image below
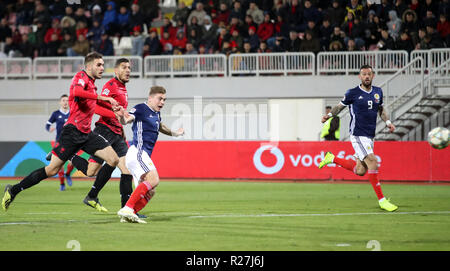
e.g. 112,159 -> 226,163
0,0 -> 449,59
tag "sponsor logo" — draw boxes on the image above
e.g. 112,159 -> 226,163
253,145 -> 284,175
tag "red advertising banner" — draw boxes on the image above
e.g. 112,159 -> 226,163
151,141 -> 450,181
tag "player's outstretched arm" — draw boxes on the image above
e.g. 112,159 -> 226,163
322,104 -> 345,123
379,105 -> 395,133
116,107 -> 134,125
159,123 -> 184,137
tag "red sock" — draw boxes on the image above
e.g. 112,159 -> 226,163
66,163 -> 74,176
333,157 -> 356,172
134,197 -> 149,213
368,170 -> 384,200
58,169 -> 65,185
125,182 -> 152,210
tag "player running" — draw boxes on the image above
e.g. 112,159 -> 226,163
2,52 -> 120,212
116,86 -> 184,223
70,58 -> 135,212
318,64 -> 398,212
45,94 -> 74,191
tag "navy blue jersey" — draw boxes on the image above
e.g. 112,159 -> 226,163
129,103 -> 161,157
340,85 -> 383,138
46,109 -> 70,141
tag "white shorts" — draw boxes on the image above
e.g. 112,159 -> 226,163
350,135 -> 374,161
125,145 -> 157,188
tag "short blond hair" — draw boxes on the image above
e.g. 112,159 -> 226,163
149,86 -> 166,96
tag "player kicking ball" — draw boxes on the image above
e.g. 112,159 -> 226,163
318,65 -> 398,212
115,86 -> 184,223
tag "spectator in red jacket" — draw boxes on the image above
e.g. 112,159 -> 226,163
44,18 -> 62,44
216,2 -> 230,26
172,30 -> 187,51
257,12 -> 274,42
437,14 -> 450,45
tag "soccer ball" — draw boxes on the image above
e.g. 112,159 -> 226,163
427,127 -> 449,149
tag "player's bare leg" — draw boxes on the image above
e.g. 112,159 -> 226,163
353,158 -> 367,176
118,170 -> 160,223
2,155 -> 65,211
82,146 -> 119,212
364,153 -> 398,211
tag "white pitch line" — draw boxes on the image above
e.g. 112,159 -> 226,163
187,211 -> 450,219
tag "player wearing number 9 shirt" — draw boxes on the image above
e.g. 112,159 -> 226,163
318,65 -> 398,212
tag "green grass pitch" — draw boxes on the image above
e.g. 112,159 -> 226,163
0,179 -> 449,251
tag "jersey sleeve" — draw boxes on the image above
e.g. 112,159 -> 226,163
340,89 -> 354,106
46,111 -> 57,131
128,105 -> 140,122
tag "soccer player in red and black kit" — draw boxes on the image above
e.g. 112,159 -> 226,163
70,58 -> 135,211
2,52 -> 120,212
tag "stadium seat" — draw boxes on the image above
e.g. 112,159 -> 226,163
118,37 -> 132,55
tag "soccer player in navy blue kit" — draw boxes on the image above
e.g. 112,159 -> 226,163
115,86 -> 184,223
319,65 -> 398,212
46,94 -> 74,191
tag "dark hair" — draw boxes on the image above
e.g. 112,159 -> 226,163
326,106 -> 332,109
60,94 -> 68,99
149,86 -> 166,96
360,64 -> 373,71
115,58 -> 130,67
84,51 -> 103,65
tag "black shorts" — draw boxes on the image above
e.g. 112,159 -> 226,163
52,124 -> 110,162
89,123 -> 128,164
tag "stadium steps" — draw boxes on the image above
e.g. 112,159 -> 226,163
375,96 -> 450,141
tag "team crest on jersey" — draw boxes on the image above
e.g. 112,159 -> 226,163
78,78 -> 85,86
130,108 -> 136,113
374,93 -> 380,103
102,88 -> 110,95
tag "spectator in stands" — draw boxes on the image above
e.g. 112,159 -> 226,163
15,0 -> 35,26
144,28 -> 161,56
221,40 -> 233,56
3,36 -> 19,57
61,16 -> 76,38
387,10 -> 402,41
94,32 -> 114,56
346,38 -> 358,51
395,31 -> 414,53
216,2 -> 231,26
283,0 -> 303,32
33,2 -> 51,28
162,42 -> 174,55
437,13 -> 450,46
272,34 -> 286,52
246,1 -> 264,25
117,5 -> 131,36
173,1 -> 190,24
329,39 -> 344,51
300,30 -> 320,54
173,30 -> 188,52
301,0 -> 322,32
394,0 -> 409,22
57,33 -> 74,57
87,19 -> 104,48
420,0 -> 439,22
67,33 -> 90,57
304,19 -> 320,40
346,0 -> 363,20
188,2 -> 207,26
33,19 -> 47,56
230,0 -> 245,23
229,29 -> 244,52
73,7 -> 88,26
175,19 -> 187,36
286,29 -> 301,52
161,17 -> 177,40
45,33 -> 62,56
44,18 -> 62,45
247,26 -> 260,51
129,2 -> 145,31
139,0 -> 160,26
257,12 -> 274,42
103,1 -> 118,35
76,21 -> 89,40
327,0 -> 346,28
91,5 -> 103,23
228,15 -> 244,36
257,40 -> 271,53
63,6 -> 75,22
19,33 -> 34,58
242,14 -> 257,38
187,27 -> 202,49
200,15 -> 219,51
188,16 -> 203,40
364,11 -> 381,50
342,11 -> 365,50
377,28 -> 396,50
319,17 -> 333,51
425,22 -> 445,48
131,26 -> 145,56
214,27 -> 230,52
185,42 -> 198,55
160,31 -> 174,53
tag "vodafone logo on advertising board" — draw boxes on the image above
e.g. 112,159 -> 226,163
252,144 -> 381,175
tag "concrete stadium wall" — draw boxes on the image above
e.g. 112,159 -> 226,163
0,75 -> 415,141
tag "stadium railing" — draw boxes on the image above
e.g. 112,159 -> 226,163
317,50 -> 409,75
0,49 -> 448,79
228,52 -> 315,76
0,58 -> 32,79
33,56 -> 143,79
144,54 -> 227,77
